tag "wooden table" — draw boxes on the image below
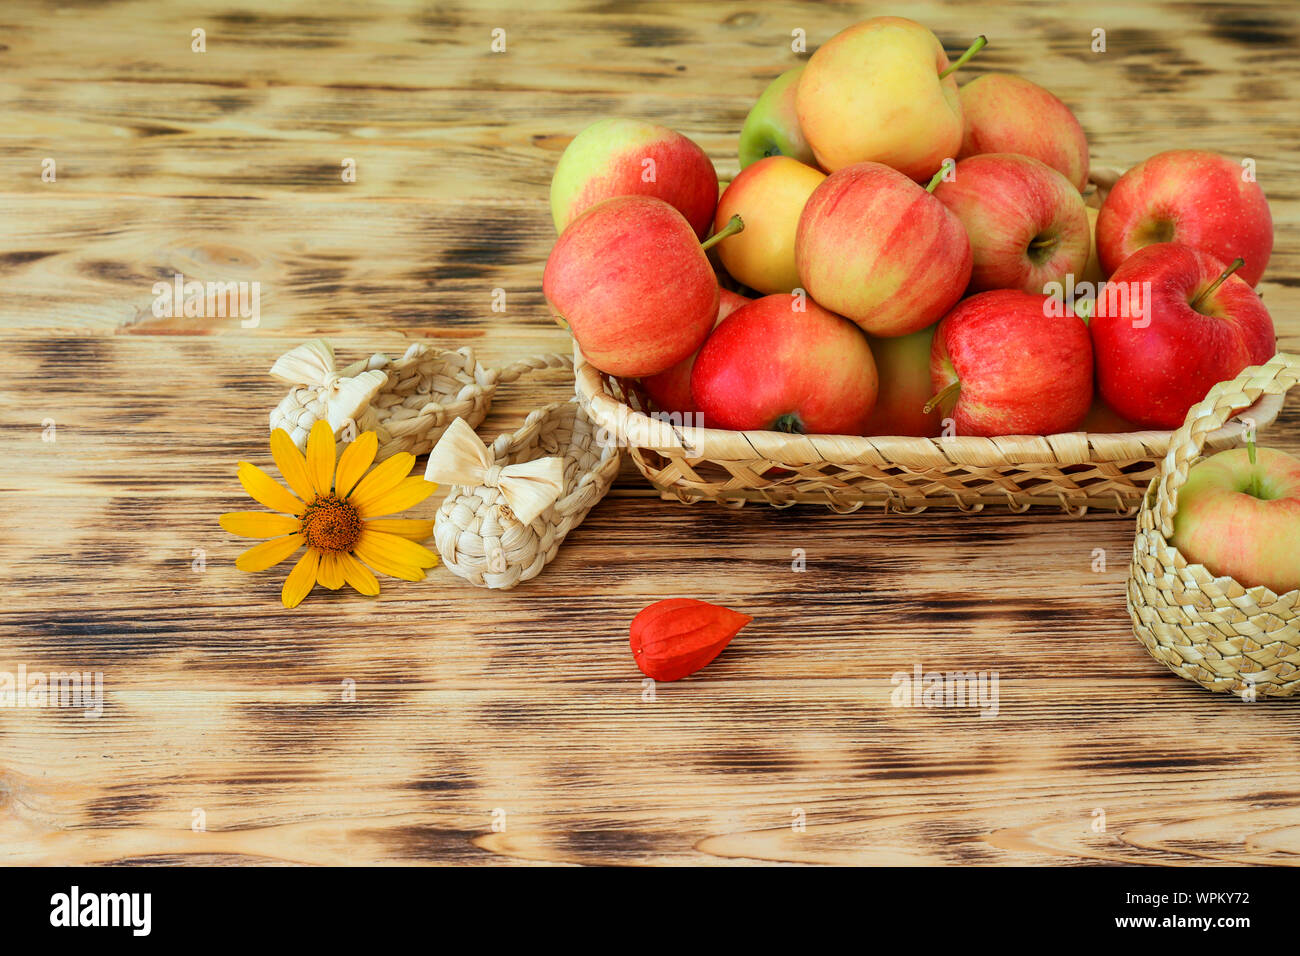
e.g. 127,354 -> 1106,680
2,0 -> 1298,866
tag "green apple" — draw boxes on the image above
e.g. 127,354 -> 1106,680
1170,444 -> 1300,596
738,68 -> 817,169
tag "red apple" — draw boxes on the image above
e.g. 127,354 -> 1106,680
692,294 -> 878,435
796,162 -> 972,337
930,289 -> 1093,436
1079,398 -> 1139,434
1096,150 -> 1273,285
544,196 -> 721,377
642,289 -> 750,415
934,154 -> 1090,294
860,326 -> 943,436
1171,445 -> 1300,595
1090,243 -> 1276,429
957,74 -> 1090,192
550,118 -> 719,240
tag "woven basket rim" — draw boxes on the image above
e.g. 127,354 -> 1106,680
574,347 -> 1285,468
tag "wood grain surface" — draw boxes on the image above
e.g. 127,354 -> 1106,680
2,0 -> 1299,866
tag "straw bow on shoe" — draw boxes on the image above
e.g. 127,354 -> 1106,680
269,339 -> 388,441
425,418 -> 565,525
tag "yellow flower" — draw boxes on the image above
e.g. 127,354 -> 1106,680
219,420 -> 439,608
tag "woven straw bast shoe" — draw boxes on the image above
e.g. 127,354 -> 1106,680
1128,353 -> 1300,698
428,398 -> 620,590
268,339 -> 571,460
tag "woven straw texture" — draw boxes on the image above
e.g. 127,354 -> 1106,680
574,350 -> 1283,515
1128,352 -> 1300,698
435,397 -> 620,590
271,343 -> 572,460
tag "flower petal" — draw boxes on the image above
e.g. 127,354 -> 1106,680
338,552 -> 380,596
357,529 -> 439,569
238,462 -> 304,515
347,452 -> 416,514
317,552 -> 345,590
236,534 -> 303,572
220,511 -> 302,539
306,420 -> 337,496
334,431 -> 378,499
270,428 -> 316,502
282,549 -> 320,608
353,538 -> 428,581
363,518 -> 435,541
355,476 -> 437,519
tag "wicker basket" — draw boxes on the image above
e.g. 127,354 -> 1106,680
574,347 -> 1284,514
1128,352 -> 1300,697
269,339 -> 571,460
570,164 -> 1274,512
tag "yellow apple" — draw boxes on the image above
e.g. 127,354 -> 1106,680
795,17 -> 983,180
713,156 -> 826,294
1082,206 -> 1105,284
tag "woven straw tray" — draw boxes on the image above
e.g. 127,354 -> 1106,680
574,348 -> 1285,515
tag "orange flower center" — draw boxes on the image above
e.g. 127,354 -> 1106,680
300,495 -> 362,553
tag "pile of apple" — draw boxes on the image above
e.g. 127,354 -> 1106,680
543,15 -> 1277,439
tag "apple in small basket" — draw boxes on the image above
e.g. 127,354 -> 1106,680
1096,149 -> 1273,285
544,196 -> 744,378
956,74 -> 1090,192
1170,442 -> 1300,597
1090,243 -> 1276,429
933,153 -> 1090,294
691,294 -> 878,435
928,289 -> 1093,436
550,118 -> 719,240
796,161 -> 972,337
642,289 -> 750,416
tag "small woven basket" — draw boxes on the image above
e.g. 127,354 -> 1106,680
435,396 -> 621,590
270,341 -> 571,460
1128,352 -> 1300,698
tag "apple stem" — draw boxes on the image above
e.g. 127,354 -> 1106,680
924,163 -> 952,193
938,35 -> 987,80
923,381 -> 961,415
701,215 -> 744,252
1246,428 -> 1261,498
772,412 -> 803,434
1189,256 -> 1245,311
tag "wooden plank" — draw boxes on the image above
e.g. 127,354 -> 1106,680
1,0 -> 1299,866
